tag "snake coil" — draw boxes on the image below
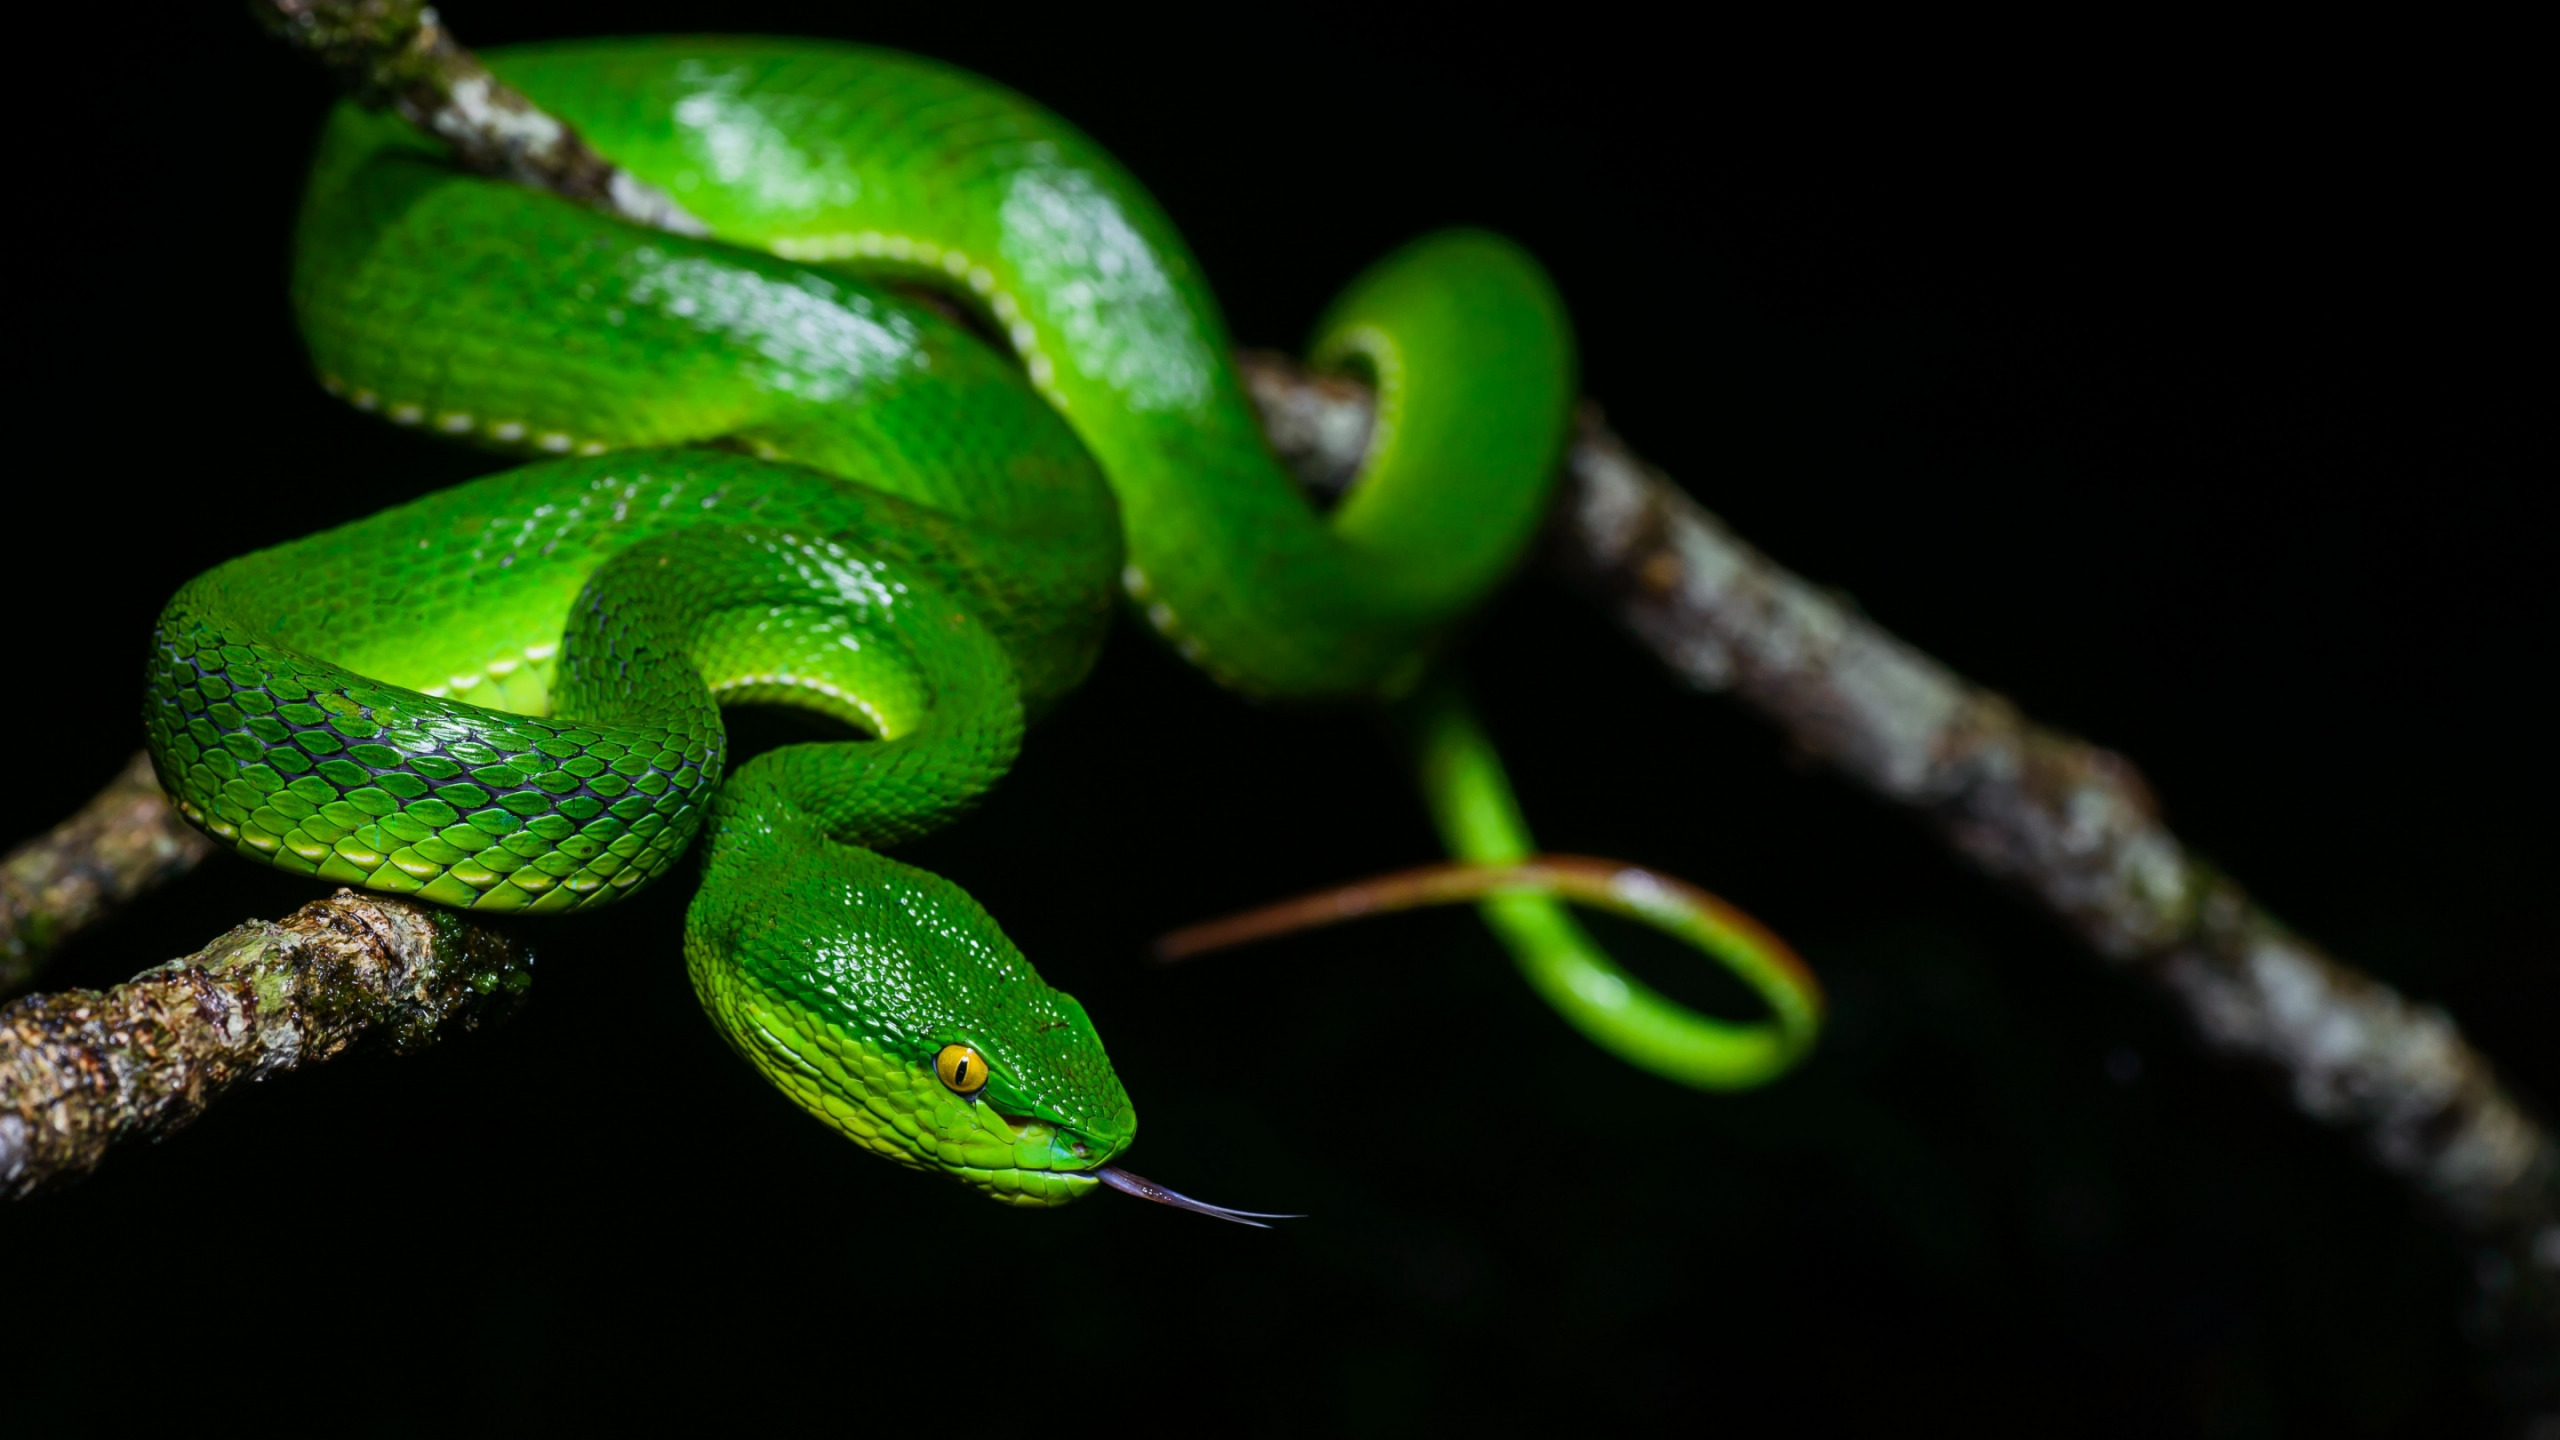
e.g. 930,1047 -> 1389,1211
147,37 -> 1821,1213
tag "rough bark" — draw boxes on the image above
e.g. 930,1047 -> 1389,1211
0,888 -> 531,1199
249,0 -> 707,235
0,751 -> 215,998
1550,409 -> 2558,1247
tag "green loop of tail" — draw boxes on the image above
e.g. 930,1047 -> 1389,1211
1404,677 -> 1824,1089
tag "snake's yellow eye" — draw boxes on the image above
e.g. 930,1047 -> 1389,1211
935,1043 -> 991,1095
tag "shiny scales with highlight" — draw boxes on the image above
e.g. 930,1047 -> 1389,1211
147,36 -> 1579,1205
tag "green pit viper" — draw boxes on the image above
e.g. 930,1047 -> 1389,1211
146,36 -> 1824,1220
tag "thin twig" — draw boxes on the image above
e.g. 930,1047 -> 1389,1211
0,888 -> 531,1199
1,752 -> 214,998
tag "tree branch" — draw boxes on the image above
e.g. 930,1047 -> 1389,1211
0,888 -> 530,1199
1551,405 -> 2560,1242
249,0 -> 707,235
1,751 -> 214,998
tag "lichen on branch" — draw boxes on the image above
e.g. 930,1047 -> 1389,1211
1,888 -> 531,1199
1,751 -> 215,997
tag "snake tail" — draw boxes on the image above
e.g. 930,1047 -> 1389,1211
1158,679 -> 1825,1090
1408,678 -> 1824,1087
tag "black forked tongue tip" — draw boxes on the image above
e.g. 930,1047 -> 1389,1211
1094,1165 -> 1303,1229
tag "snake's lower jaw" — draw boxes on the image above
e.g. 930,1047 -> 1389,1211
964,1164 -> 1108,1208
941,1114 -> 1128,1207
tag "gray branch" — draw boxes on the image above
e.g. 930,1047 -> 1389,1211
1,751 -> 214,997
1552,410 -> 2560,1241
249,0 -> 707,235
0,888 -> 531,1199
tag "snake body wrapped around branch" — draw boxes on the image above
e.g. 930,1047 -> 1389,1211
146,37 -> 1821,1214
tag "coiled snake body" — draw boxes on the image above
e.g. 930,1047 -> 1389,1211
147,38 -> 1820,1214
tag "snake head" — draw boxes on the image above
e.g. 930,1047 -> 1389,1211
685,838 -> 1137,1205
892,991 -> 1140,1205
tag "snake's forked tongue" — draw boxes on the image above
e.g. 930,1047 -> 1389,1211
1094,1166 -> 1302,1229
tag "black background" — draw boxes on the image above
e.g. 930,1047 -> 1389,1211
4,7 -> 2546,1435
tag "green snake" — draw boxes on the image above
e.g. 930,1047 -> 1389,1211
146,37 -> 1824,1219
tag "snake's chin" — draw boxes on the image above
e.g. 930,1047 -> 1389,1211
957,1165 -> 1106,1208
